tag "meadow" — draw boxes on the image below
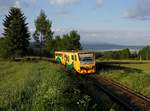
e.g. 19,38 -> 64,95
0,60 -> 97,111
97,60 -> 150,98
1,59 -> 149,111
0,61 -> 65,110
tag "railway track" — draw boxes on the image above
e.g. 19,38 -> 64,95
11,57 -> 150,111
79,75 -> 150,111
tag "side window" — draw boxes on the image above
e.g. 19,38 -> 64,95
56,54 -> 62,57
64,55 -> 67,61
71,55 -> 74,60
65,55 -> 69,62
68,56 -> 70,62
75,55 -> 77,61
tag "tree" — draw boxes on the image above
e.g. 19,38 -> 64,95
69,30 -> 82,50
139,46 -> 150,60
50,30 -> 82,52
54,35 -> 62,50
60,30 -> 82,50
33,10 -> 53,57
2,7 -> 30,58
0,38 -> 5,57
61,33 -> 70,50
120,48 -> 130,59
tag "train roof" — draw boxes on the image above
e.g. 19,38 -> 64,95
55,50 -> 94,53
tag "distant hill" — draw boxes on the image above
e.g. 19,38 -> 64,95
82,43 -> 144,51
30,42 -> 144,51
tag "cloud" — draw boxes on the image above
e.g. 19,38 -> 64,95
96,0 -> 103,8
51,28 -> 150,45
79,30 -> 150,45
123,0 -> 150,20
48,0 -> 80,6
53,27 -> 72,36
14,1 -> 21,8
0,0 -> 27,11
48,0 -> 104,8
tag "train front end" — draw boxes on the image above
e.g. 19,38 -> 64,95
78,52 -> 96,74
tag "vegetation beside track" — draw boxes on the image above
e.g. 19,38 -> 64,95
0,60 -> 131,111
0,60 -> 97,111
0,61 -> 64,110
97,60 -> 150,98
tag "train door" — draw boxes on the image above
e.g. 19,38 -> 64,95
73,53 -> 80,72
61,52 -> 65,65
65,54 -> 72,70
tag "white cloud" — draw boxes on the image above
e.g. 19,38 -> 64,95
48,0 -> 104,8
123,0 -> 150,20
0,0 -> 29,11
48,0 -> 80,6
53,27 -> 72,36
14,1 -> 21,8
96,0 -> 103,8
50,28 -> 150,45
79,30 -> 150,45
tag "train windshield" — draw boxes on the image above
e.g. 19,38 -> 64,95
79,53 -> 94,65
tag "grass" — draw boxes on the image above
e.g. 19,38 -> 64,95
1,60 -> 146,111
0,61 -> 68,110
0,60 -> 100,111
97,60 -> 150,98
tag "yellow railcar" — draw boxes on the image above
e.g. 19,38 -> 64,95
55,51 -> 96,74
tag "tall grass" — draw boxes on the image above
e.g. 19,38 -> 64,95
0,61 -> 69,111
0,60 -> 131,111
0,61 -> 100,111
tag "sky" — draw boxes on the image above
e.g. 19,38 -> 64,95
0,0 -> 150,45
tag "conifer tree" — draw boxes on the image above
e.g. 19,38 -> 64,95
3,7 -> 30,58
